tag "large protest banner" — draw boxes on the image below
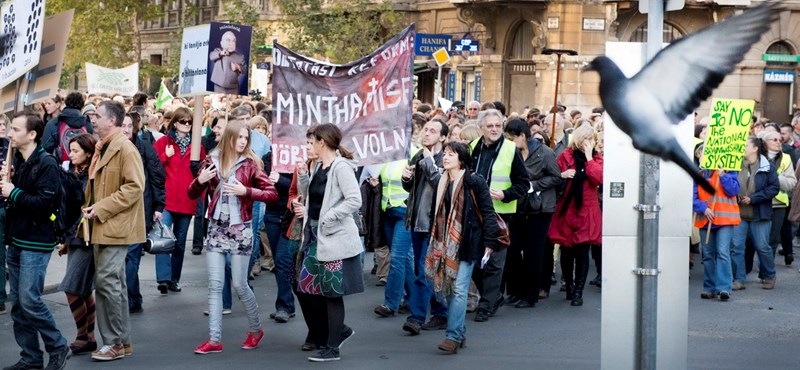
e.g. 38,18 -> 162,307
700,98 -> 755,171
271,24 -> 416,173
85,63 -> 139,96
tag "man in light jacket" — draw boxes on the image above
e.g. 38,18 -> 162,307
81,100 -> 146,362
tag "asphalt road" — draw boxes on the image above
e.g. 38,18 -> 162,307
1,251 -> 799,369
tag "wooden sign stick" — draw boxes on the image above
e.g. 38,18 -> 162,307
704,170 -> 721,245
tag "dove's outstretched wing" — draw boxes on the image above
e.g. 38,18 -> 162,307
631,1 -> 782,124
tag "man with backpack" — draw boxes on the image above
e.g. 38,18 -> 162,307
1,111 -> 71,370
42,92 -> 94,161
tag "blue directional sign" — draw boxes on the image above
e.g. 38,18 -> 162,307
415,33 -> 452,56
764,70 -> 795,84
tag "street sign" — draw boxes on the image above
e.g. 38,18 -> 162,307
639,0 -> 685,14
433,48 -> 450,66
414,33 -> 452,57
763,54 -> 800,63
452,38 -> 479,53
764,70 -> 795,84
256,62 -> 270,70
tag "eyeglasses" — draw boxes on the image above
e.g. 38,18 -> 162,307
177,119 -> 192,126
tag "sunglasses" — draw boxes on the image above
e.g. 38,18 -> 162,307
177,119 -> 192,126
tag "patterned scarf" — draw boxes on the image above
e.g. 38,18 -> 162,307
174,133 -> 191,156
425,169 -> 465,299
88,127 -> 121,180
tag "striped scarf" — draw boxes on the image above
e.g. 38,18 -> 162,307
425,170 -> 465,298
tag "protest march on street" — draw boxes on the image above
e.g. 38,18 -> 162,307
1,0 -> 799,369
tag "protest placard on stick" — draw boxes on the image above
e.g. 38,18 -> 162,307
700,98 -> 755,171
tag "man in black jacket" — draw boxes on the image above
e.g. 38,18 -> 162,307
42,91 -> 94,161
122,112 -> 166,314
1,112 -> 71,370
468,109 -> 529,323
401,119 -> 449,335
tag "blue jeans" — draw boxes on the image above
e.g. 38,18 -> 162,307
222,253 -> 233,310
732,220 -> 775,282
699,226 -> 733,293
408,231 -> 447,324
248,201 -> 265,273
126,243 -> 143,308
155,210 -> 193,283
207,251 -> 261,342
383,207 -> 413,311
0,207 -> 6,305
7,246 -> 67,365
445,260 -> 475,343
272,230 -> 297,314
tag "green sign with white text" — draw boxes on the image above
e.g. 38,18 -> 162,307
763,54 -> 800,63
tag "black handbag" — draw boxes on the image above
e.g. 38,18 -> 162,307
145,220 -> 177,254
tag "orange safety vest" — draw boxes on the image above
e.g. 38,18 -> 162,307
694,171 -> 741,228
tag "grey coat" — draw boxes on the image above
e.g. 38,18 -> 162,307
519,139 -> 562,214
299,157 -> 363,261
403,150 -> 443,232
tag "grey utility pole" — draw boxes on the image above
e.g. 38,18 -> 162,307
636,0 -> 668,369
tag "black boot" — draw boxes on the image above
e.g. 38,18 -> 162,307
561,249 -> 575,301
571,248 -> 591,306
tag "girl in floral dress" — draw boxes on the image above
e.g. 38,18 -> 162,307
188,120 -> 277,354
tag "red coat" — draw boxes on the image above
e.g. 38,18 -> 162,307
188,157 -> 277,222
154,133 -> 206,215
548,147 -> 603,247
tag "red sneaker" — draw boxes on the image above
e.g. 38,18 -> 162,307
241,329 -> 264,350
194,340 -> 223,354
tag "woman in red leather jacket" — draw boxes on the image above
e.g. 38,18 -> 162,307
188,120 -> 278,354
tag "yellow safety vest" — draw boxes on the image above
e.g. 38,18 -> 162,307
380,146 -> 422,211
469,138 -> 517,214
775,153 -> 792,206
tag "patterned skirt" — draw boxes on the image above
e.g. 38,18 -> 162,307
294,219 -> 364,298
206,217 -> 254,256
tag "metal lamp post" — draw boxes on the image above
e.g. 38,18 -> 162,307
542,48 -> 578,148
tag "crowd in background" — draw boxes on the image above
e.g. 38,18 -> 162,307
0,87 -> 617,367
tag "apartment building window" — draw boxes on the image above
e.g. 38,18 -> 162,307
629,22 -> 683,43
765,41 -> 795,68
510,21 -> 534,60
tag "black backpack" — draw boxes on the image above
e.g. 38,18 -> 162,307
54,161 -> 87,245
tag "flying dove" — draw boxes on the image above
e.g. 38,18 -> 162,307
585,1 -> 782,194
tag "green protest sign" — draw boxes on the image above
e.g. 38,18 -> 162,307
156,82 -> 174,110
700,98 -> 755,171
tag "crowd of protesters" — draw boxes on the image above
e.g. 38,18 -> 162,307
6,86 -> 796,368
692,112 -> 800,301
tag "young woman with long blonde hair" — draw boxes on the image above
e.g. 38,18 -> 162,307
188,120 -> 278,354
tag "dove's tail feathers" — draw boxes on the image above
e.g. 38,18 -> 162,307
664,144 -> 717,195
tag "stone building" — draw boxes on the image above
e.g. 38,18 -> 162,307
136,0 -> 800,122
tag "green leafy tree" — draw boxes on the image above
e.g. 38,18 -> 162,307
275,0 -> 406,63
45,0 -> 163,89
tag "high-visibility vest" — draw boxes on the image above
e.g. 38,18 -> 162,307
774,153 -> 791,206
380,146 -> 421,211
694,171 -> 741,228
469,138 -> 517,214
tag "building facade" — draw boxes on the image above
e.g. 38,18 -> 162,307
136,0 -> 800,122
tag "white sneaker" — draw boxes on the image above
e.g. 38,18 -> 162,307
203,309 -> 232,316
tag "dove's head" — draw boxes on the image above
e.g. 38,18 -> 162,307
583,56 -> 613,73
